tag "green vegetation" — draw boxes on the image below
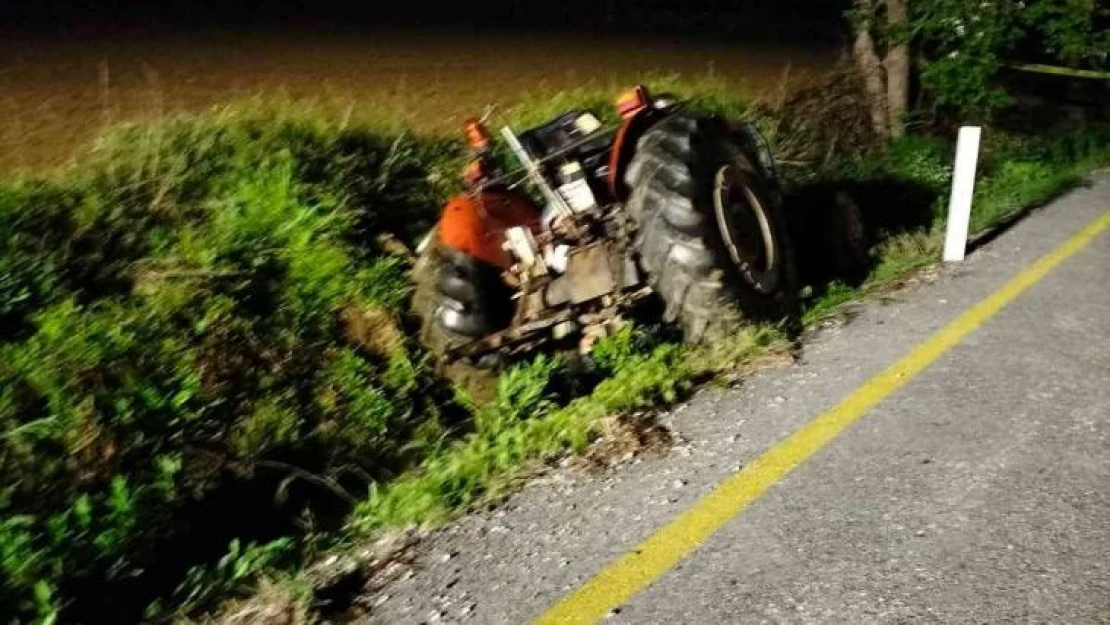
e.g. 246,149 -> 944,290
1,79 -> 1108,623
350,325 -> 787,534
971,128 -> 1110,231
801,125 -> 1110,324
0,105 -> 463,622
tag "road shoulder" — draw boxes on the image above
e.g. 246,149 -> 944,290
364,173 -> 1109,624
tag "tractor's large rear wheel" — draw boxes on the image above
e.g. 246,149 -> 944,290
625,115 -> 798,342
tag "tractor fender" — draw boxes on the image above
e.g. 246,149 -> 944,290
436,190 -> 542,270
607,107 -> 670,201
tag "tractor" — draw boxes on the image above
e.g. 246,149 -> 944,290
411,86 -> 798,375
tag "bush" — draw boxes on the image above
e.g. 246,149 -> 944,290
0,105 -> 464,622
912,0 -> 1109,118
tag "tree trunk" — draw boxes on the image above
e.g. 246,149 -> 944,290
884,0 -> 911,138
853,0 -> 891,140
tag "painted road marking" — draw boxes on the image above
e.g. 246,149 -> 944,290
534,211 -> 1110,625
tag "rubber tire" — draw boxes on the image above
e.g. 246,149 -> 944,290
826,191 -> 871,283
624,114 -> 798,343
411,242 -> 508,366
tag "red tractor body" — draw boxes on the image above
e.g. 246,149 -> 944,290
413,85 -> 797,369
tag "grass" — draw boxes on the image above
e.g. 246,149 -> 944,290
971,129 -> 1110,231
1,82 -> 1107,624
799,125 -> 1110,325
348,325 -> 788,534
0,101 -> 465,623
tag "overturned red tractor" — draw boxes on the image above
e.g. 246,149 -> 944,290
412,86 -> 797,370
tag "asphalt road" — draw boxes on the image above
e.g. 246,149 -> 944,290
366,173 -> 1110,624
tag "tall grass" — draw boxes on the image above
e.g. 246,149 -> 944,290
799,125 -> 1110,324
349,325 -> 789,534
0,103 -> 464,622
1,86 -> 1106,623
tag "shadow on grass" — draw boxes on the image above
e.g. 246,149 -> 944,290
785,176 -> 939,308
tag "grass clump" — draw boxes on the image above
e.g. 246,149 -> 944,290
0,104 -> 463,623
971,127 -> 1110,231
350,324 -> 787,535
798,124 -> 1110,324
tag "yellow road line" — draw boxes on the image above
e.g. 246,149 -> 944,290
535,211 -> 1110,625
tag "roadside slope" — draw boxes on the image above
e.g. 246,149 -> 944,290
610,183 -> 1110,622
364,173 -> 1110,623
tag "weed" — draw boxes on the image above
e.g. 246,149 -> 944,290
0,104 -> 462,622
158,538 -> 298,620
0,88 -> 1105,623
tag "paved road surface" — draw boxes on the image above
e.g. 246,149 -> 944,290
366,173 -> 1110,624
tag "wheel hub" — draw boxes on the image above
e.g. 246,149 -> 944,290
712,164 -> 779,294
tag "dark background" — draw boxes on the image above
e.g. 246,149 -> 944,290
1,0 -> 850,43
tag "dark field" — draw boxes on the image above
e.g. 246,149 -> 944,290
0,29 -> 834,171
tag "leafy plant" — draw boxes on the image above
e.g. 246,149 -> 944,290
913,0 -> 1024,115
1021,0 -> 1109,68
912,0 -> 1109,117
160,538 -> 297,619
0,106 -> 460,622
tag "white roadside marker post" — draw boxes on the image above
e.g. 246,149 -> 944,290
943,126 -> 982,262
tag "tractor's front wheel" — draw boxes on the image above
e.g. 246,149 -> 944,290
411,241 -> 508,396
625,114 -> 798,343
